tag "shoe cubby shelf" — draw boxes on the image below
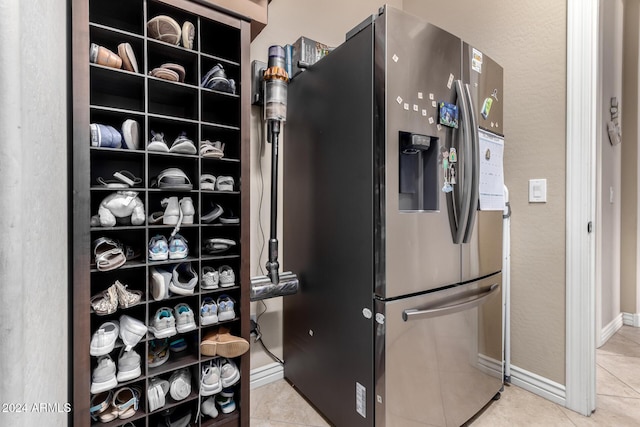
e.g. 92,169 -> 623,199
74,0 -> 250,426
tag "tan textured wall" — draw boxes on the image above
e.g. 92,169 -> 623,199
403,0 -> 567,384
249,0 -> 403,370
620,0 -> 640,315
598,0 -> 623,333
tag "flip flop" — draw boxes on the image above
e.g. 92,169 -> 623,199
182,21 -> 195,49
201,204 -> 223,223
202,238 -> 236,254
121,119 -> 140,150
147,15 -> 181,45
90,43 -> 122,69
216,176 -> 234,191
96,170 -> 142,188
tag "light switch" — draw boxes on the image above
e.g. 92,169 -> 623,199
529,179 -> 547,203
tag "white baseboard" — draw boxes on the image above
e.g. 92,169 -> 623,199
599,313 -> 624,347
478,353 -> 503,379
250,362 -> 284,389
510,364 -> 566,407
622,312 -> 640,327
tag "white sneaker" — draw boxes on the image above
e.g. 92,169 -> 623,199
201,266 -> 219,289
215,388 -> 236,414
216,295 -> 235,322
200,297 -> 218,326
200,362 -> 222,396
218,265 -> 235,287
218,358 -> 240,388
168,234 -> 189,260
116,347 -> 141,382
90,321 -> 119,356
149,307 -> 177,339
169,262 -> 197,295
90,355 -> 117,394
119,315 -> 148,351
201,396 -> 219,418
175,303 -> 196,333
169,368 -> 192,401
150,266 -> 172,301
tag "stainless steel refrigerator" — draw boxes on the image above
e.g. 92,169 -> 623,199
283,6 -> 504,426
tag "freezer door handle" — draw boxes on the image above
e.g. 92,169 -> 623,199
402,283 -> 500,321
463,83 -> 480,243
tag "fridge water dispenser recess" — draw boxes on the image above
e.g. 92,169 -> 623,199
399,131 -> 439,211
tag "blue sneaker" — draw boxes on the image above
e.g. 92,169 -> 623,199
90,123 -> 122,148
148,235 -> 169,261
168,234 -> 188,259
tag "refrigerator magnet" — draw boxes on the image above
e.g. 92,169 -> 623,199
481,97 -> 493,119
438,102 -> 459,128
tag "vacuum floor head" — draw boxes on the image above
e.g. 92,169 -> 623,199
250,271 -> 299,301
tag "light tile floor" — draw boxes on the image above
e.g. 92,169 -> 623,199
250,326 -> 640,426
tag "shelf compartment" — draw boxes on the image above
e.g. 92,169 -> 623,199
147,0 -> 199,51
90,150 -> 145,188
201,411 -> 239,427
147,116 -> 199,153
89,0 -> 144,36
90,25 -> 144,76
148,156 -> 199,191
200,18 -> 240,63
148,78 -> 198,120
201,56 -> 239,90
201,90 -> 240,128
200,123 -> 240,160
90,65 -> 145,112
147,40 -> 198,86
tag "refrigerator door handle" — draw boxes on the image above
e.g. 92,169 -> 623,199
402,283 -> 500,321
462,83 -> 480,243
451,80 -> 472,244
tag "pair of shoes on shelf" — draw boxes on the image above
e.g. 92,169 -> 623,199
201,63 -> 236,94
200,326 -> 247,358
90,315 -> 148,356
90,347 -> 142,394
91,280 -> 142,316
148,234 -> 189,260
149,263 -> 198,300
200,296 -> 237,327
148,131 -> 196,154
96,170 -> 142,189
90,42 -> 139,73
147,15 -> 195,50
93,237 -> 141,271
201,388 -> 236,418
148,303 -> 197,339
200,203 -> 239,224
201,265 -> 235,290
200,140 -> 225,158
200,174 -> 235,192
149,63 -> 186,83
90,386 -> 141,422
200,356 -> 240,394
90,119 -> 140,150
151,167 -> 193,190
201,238 -> 236,255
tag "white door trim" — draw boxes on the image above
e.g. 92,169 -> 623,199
565,0 -> 598,416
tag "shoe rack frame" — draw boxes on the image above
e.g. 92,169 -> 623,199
70,0 -> 250,425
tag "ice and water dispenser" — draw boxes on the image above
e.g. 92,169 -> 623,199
399,131 -> 440,211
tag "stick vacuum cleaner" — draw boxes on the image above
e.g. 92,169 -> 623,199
250,45 -> 300,301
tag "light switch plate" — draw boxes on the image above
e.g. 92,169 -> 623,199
529,179 -> 547,203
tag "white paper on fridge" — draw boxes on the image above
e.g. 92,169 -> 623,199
478,130 -> 505,211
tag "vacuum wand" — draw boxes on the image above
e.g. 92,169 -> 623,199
250,45 -> 300,301
266,120 -> 281,285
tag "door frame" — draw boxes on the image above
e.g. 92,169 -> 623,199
565,0 -> 598,416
